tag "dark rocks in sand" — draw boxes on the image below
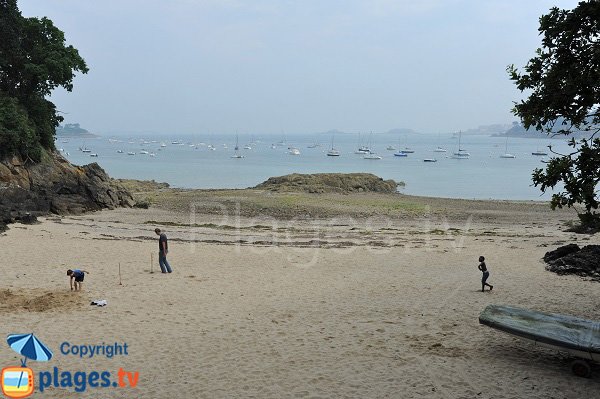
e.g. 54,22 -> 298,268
17,213 -> 39,224
544,244 -> 600,280
254,173 -> 402,194
543,243 -> 580,263
0,152 -> 134,230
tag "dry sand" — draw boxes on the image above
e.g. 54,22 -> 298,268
1,193 -> 599,398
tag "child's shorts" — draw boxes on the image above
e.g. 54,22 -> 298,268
482,271 -> 490,283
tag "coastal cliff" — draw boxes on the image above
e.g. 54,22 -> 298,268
0,152 -> 133,231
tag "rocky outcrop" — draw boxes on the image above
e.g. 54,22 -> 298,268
0,152 -> 134,231
254,173 -> 402,194
115,179 -> 170,193
544,244 -> 600,281
542,244 -> 580,263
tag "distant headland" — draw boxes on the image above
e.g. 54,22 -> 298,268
491,121 -> 593,139
55,123 -> 99,138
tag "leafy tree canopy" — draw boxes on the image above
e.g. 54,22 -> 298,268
509,0 -> 600,230
0,0 -> 88,161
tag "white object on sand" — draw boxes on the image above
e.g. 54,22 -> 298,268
90,300 -> 108,307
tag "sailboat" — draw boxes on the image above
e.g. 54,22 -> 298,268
400,134 -> 415,153
532,140 -> 548,156
499,136 -> 516,158
433,133 -> 447,152
80,142 -> 91,153
208,142 -> 216,151
451,131 -> 470,159
364,152 -> 382,160
231,135 -> 244,158
327,135 -> 340,156
276,131 -> 286,147
394,138 -> 408,157
363,133 -> 382,159
307,134 -> 320,148
354,133 -> 370,154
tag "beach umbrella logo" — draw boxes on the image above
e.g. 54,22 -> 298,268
7,333 -> 53,365
2,333 -> 53,399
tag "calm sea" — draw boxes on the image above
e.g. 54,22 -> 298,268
57,133 -> 567,200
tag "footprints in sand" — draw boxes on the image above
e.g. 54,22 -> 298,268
408,333 -> 465,358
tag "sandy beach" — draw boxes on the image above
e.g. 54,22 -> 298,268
1,189 -> 599,398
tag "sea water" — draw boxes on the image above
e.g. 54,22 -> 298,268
57,133 -> 567,200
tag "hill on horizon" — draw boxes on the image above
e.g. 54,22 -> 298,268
56,123 -> 98,138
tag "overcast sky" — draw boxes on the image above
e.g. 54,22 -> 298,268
20,0 -> 579,135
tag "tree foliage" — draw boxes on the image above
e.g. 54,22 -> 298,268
0,91 -> 39,160
508,0 -> 600,229
0,0 -> 87,161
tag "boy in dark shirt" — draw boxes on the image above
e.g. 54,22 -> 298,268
67,269 -> 89,291
478,256 -> 493,292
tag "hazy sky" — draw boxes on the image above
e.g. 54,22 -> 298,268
20,0 -> 580,135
